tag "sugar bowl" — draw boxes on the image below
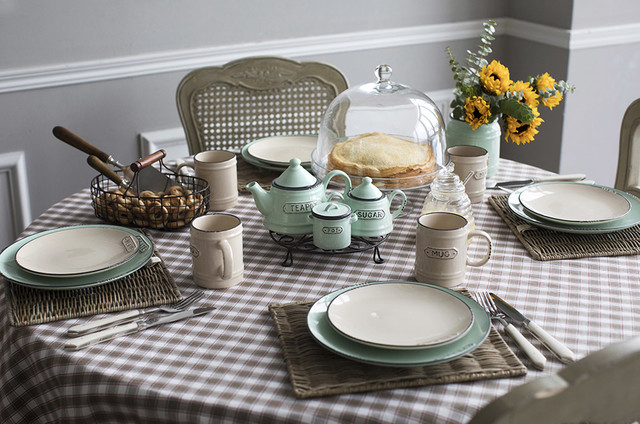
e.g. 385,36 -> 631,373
341,177 -> 406,237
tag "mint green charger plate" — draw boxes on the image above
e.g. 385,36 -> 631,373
0,225 -> 153,290
307,281 -> 490,367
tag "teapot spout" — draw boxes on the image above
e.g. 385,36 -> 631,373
246,181 -> 272,216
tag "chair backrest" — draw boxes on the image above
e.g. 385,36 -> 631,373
615,99 -> 640,197
469,335 -> 640,424
176,56 -> 348,155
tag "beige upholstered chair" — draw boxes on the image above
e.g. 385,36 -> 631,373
469,335 -> 640,424
176,56 -> 348,155
615,99 -> 640,197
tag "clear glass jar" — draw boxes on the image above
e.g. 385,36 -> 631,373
421,164 -> 475,231
312,64 -> 446,190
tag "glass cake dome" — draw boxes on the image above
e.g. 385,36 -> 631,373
312,64 -> 446,190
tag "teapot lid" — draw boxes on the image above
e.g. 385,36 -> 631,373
273,158 -> 319,189
348,177 -> 385,200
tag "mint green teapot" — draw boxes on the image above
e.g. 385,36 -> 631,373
341,177 -> 406,237
246,158 -> 351,235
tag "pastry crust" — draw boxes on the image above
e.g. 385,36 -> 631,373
327,132 -> 436,179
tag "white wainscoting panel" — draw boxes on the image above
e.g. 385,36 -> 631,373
0,151 -> 32,249
138,127 -> 190,160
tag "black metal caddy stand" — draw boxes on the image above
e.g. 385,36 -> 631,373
268,231 -> 388,267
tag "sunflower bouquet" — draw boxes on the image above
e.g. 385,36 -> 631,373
447,20 -> 574,145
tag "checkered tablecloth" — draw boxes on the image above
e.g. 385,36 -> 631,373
2,159 -> 639,423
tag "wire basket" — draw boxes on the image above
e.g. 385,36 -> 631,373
90,171 -> 209,229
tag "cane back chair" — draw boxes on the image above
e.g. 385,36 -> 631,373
615,98 -> 640,198
469,335 -> 640,424
176,56 -> 348,155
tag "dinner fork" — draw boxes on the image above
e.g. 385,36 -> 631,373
474,291 -> 547,370
67,291 -> 205,336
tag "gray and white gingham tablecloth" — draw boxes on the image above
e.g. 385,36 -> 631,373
2,159 -> 639,423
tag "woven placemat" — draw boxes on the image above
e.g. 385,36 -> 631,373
268,289 -> 527,399
489,194 -> 640,261
6,232 -> 182,326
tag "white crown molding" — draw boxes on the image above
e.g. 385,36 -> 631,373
504,18 -> 571,49
1,17 -> 639,94
0,151 -> 32,238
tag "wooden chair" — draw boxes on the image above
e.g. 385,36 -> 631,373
176,56 -> 348,155
469,335 -> 640,424
615,99 -> 640,197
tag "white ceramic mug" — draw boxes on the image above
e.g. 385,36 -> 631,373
415,212 -> 491,288
190,213 -> 243,289
447,145 -> 489,204
176,150 -> 238,211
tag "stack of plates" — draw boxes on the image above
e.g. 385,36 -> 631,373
508,182 -> 640,234
307,281 -> 490,367
241,135 -> 317,171
0,225 -> 153,290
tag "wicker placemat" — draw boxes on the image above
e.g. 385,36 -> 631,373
489,194 -> 640,261
268,289 -> 527,399
6,233 -> 182,327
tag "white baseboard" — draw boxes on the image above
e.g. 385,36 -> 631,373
0,151 -> 32,239
2,18 -> 639,94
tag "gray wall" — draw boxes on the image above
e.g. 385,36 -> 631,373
1,0 -> 638,247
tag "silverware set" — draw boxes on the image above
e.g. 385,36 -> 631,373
65,291 -> 212,350
474,291 -> 575,370
486,173 -> 587,192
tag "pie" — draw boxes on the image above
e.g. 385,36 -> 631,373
327,132 -> 436,183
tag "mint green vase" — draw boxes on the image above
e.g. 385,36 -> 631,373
445,119 -> 501,178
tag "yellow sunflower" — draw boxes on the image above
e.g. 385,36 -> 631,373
464,96 -> 492,130
509,80 -> 539,108
504,107 -> 544,145
479,60 -> 512,95
535,72 -> 563,109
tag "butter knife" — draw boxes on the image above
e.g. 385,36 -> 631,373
490,293 -> 575,363
486,173 -> 586,189
64,307 -> 215,351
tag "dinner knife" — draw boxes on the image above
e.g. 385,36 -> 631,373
490,293 -> 576,363
64,307 -> 216,351
486,173 -> 586,189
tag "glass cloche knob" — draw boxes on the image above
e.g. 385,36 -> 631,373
375,64 -> 393,82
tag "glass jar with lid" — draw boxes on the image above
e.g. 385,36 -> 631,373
312,64 -> 446,190
421,163 -> 475,231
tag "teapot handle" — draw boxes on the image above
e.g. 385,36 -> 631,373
323,170 -> 351,197
388,190 -> 407,219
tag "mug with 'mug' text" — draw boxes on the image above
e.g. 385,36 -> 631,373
415,212 -> 491,288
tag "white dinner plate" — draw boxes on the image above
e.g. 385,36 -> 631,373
518,182 -> 631,225
245,135 -> 317,166
15,226 -> 140,277
307,281 -> 490,367
0,225 -> 153,290
327,282 -> 474,349
507,186 -> 640,234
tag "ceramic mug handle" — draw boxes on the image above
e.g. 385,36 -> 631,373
466,230 -> 492,266
388,190 -> 407,219
218,239 -> 233,280
175,159 -> 195,175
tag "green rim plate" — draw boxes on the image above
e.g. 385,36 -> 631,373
0,225 -> 153,290
307,281 -> 490,367
245,135 -> 316,166
508,185 -> 640,234
241,143 -> 312,172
